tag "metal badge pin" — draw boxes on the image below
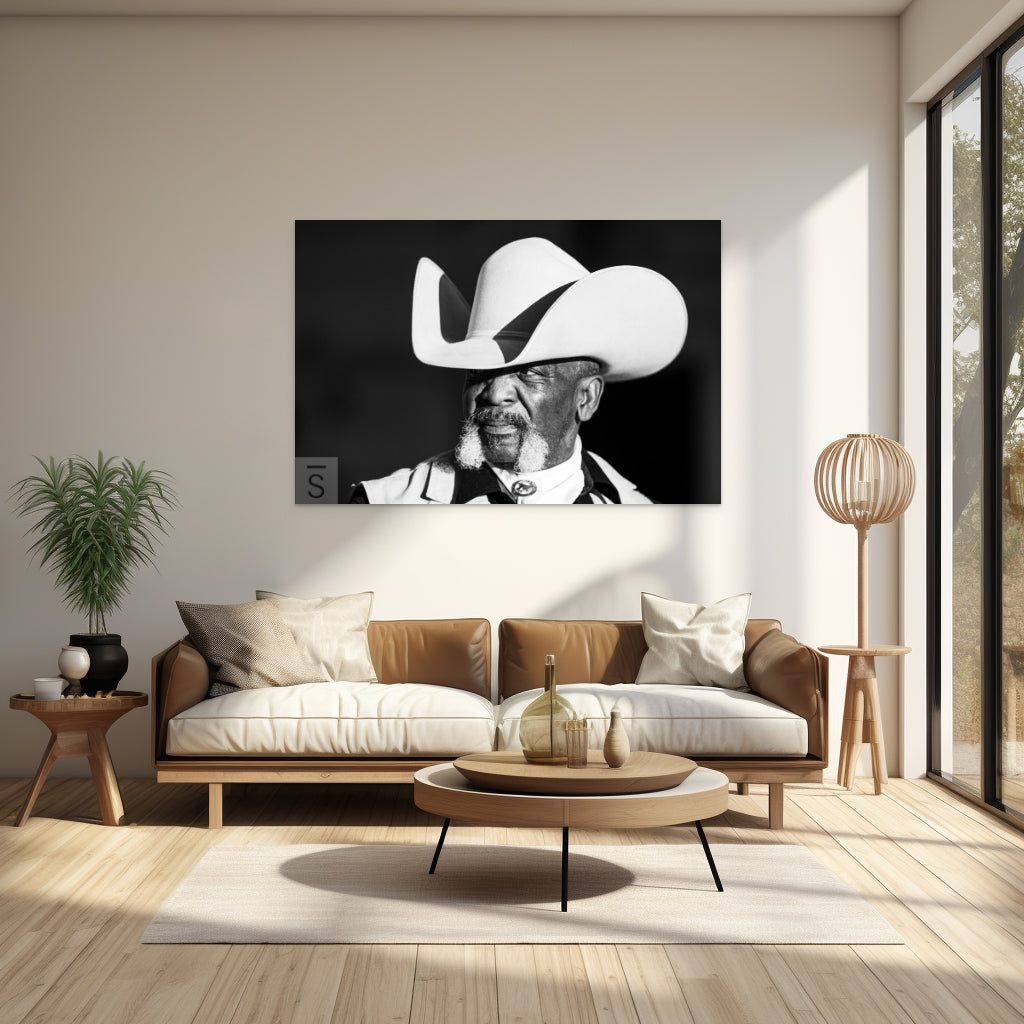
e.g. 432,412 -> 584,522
510,480 -> 538,498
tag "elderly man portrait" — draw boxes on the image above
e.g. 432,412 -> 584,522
348,236 -> 688,505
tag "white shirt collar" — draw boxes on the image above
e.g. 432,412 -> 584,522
489,437 -> 586,504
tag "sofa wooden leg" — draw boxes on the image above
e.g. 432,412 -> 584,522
208,783 -> 223,829
767,783 -> 784,829
736,783 -> 749,795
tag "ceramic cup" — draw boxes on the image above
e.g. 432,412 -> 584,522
33,677 -> 65,701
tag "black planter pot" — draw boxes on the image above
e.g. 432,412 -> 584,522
69,633 -> 129,696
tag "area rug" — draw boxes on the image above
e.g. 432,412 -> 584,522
142,843 -> 902,945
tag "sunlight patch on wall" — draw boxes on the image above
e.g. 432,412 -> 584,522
288,506 -> 680,620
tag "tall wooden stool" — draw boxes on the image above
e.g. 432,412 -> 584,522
818,645 -> 909,794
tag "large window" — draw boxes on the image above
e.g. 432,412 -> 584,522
930,25 -> 1024,823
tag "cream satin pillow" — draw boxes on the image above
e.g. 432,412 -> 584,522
634,592 -> 751,690
176,599 -> 328,697
256,590 -> 377,683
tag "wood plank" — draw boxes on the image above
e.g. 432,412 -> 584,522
65,945 -> 236,1024
616,945 -> 695,1024
768,947 -> 916,1024
331,945 -> 417,1024
783,791 -> 1024,1024
495,945 -> 544,1024
889,777 -> 1024,855
5,826 -> 225,1024
290,947 -> 353,1022
410,944 -> 498,1024
534,944 -> 601,1024
792,789 -> 1024,1013
664,945 -> 800,1024
576,946 -> 641,1024
853,944 -> 1003,1024
189,947 -> 264,1024
750,948 -> 830,1024
224,946 -> 317,1024
844,784 -> 1024,912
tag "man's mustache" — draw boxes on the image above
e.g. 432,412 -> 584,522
470,409 -> 529,429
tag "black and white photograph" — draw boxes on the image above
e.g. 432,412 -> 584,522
295,220 -> 721,505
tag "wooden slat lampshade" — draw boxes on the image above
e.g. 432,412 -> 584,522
814,433 -> 915,646
814,433 -> 916,527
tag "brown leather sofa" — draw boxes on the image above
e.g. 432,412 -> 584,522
498,618 -> 828,829
152,618 -> 491,827
153,615 -> 826,829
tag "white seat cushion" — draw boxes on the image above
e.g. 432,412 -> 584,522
496,684 -> 807,757
167,681 -> 497,757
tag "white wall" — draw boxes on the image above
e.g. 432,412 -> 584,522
0,16 -> 899,782
902,0 -> 1024,104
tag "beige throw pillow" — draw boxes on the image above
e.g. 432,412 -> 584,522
176,599 -> 328,696
255,590 -> 377,683
634,591 -> 751,690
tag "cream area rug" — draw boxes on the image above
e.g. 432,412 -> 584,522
142,843 -> 902,945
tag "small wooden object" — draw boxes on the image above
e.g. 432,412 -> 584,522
453,750 -> 695,796
603,709 -> 631,768
818,646 -> 909,794
9,690 -> 148,826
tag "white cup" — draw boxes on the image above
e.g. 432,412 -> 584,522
33,677 -> 65,701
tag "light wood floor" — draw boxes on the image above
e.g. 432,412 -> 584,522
2,775 -> 1023,1024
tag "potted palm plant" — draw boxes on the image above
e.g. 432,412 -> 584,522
12,452 -> 177,695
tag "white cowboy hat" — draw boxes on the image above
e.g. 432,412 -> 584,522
411,237 -> 687,383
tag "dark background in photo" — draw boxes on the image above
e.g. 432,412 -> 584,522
295,220 -> 721,504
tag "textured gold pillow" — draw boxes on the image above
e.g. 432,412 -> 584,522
255,590 -> 377,682
176,599 -> 328,696
634,591 -> 751,690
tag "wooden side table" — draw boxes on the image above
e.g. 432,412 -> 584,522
9,691 -> 148,826
818,646 -> 910,795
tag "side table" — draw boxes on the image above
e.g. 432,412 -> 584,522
9,691 -> 148,826
818,646 -> 909,794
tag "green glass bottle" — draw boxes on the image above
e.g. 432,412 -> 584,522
519,654 -> 576,764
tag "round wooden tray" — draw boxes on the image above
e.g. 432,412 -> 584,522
452,750 -> 696,796
10,691 -> 147,711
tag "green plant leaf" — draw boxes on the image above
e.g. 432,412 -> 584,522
11,452 -> 178,632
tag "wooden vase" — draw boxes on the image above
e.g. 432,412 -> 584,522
603,710 -> 631,768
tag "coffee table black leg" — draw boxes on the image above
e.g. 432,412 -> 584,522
561,826 -> 569,912
695,820 -> 724,892
429,818 -> 451,874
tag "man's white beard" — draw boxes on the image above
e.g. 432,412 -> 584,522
455,420 -> 550,474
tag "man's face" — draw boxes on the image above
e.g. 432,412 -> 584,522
459,361 -> 598,471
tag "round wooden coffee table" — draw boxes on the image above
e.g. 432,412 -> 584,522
9,691 -> 148,826
413,754 -> 729,911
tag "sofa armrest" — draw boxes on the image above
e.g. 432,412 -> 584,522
152,639 -> 212,762
744,628 -> 828,763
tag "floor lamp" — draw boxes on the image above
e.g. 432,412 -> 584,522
814,433 -> 916,792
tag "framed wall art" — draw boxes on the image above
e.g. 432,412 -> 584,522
295,220 -> 720,505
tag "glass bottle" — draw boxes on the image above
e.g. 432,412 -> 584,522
519,654 -> 576,764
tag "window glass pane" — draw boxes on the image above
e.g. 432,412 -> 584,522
940,72 -> 983,793
1003,40 -> 1024,815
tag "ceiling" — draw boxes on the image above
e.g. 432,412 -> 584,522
0,0 -> 915,16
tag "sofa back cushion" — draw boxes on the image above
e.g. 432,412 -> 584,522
498,618 -> 780,698
369,618 -> 491,697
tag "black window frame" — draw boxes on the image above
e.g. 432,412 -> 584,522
927,21 -> 1024,828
